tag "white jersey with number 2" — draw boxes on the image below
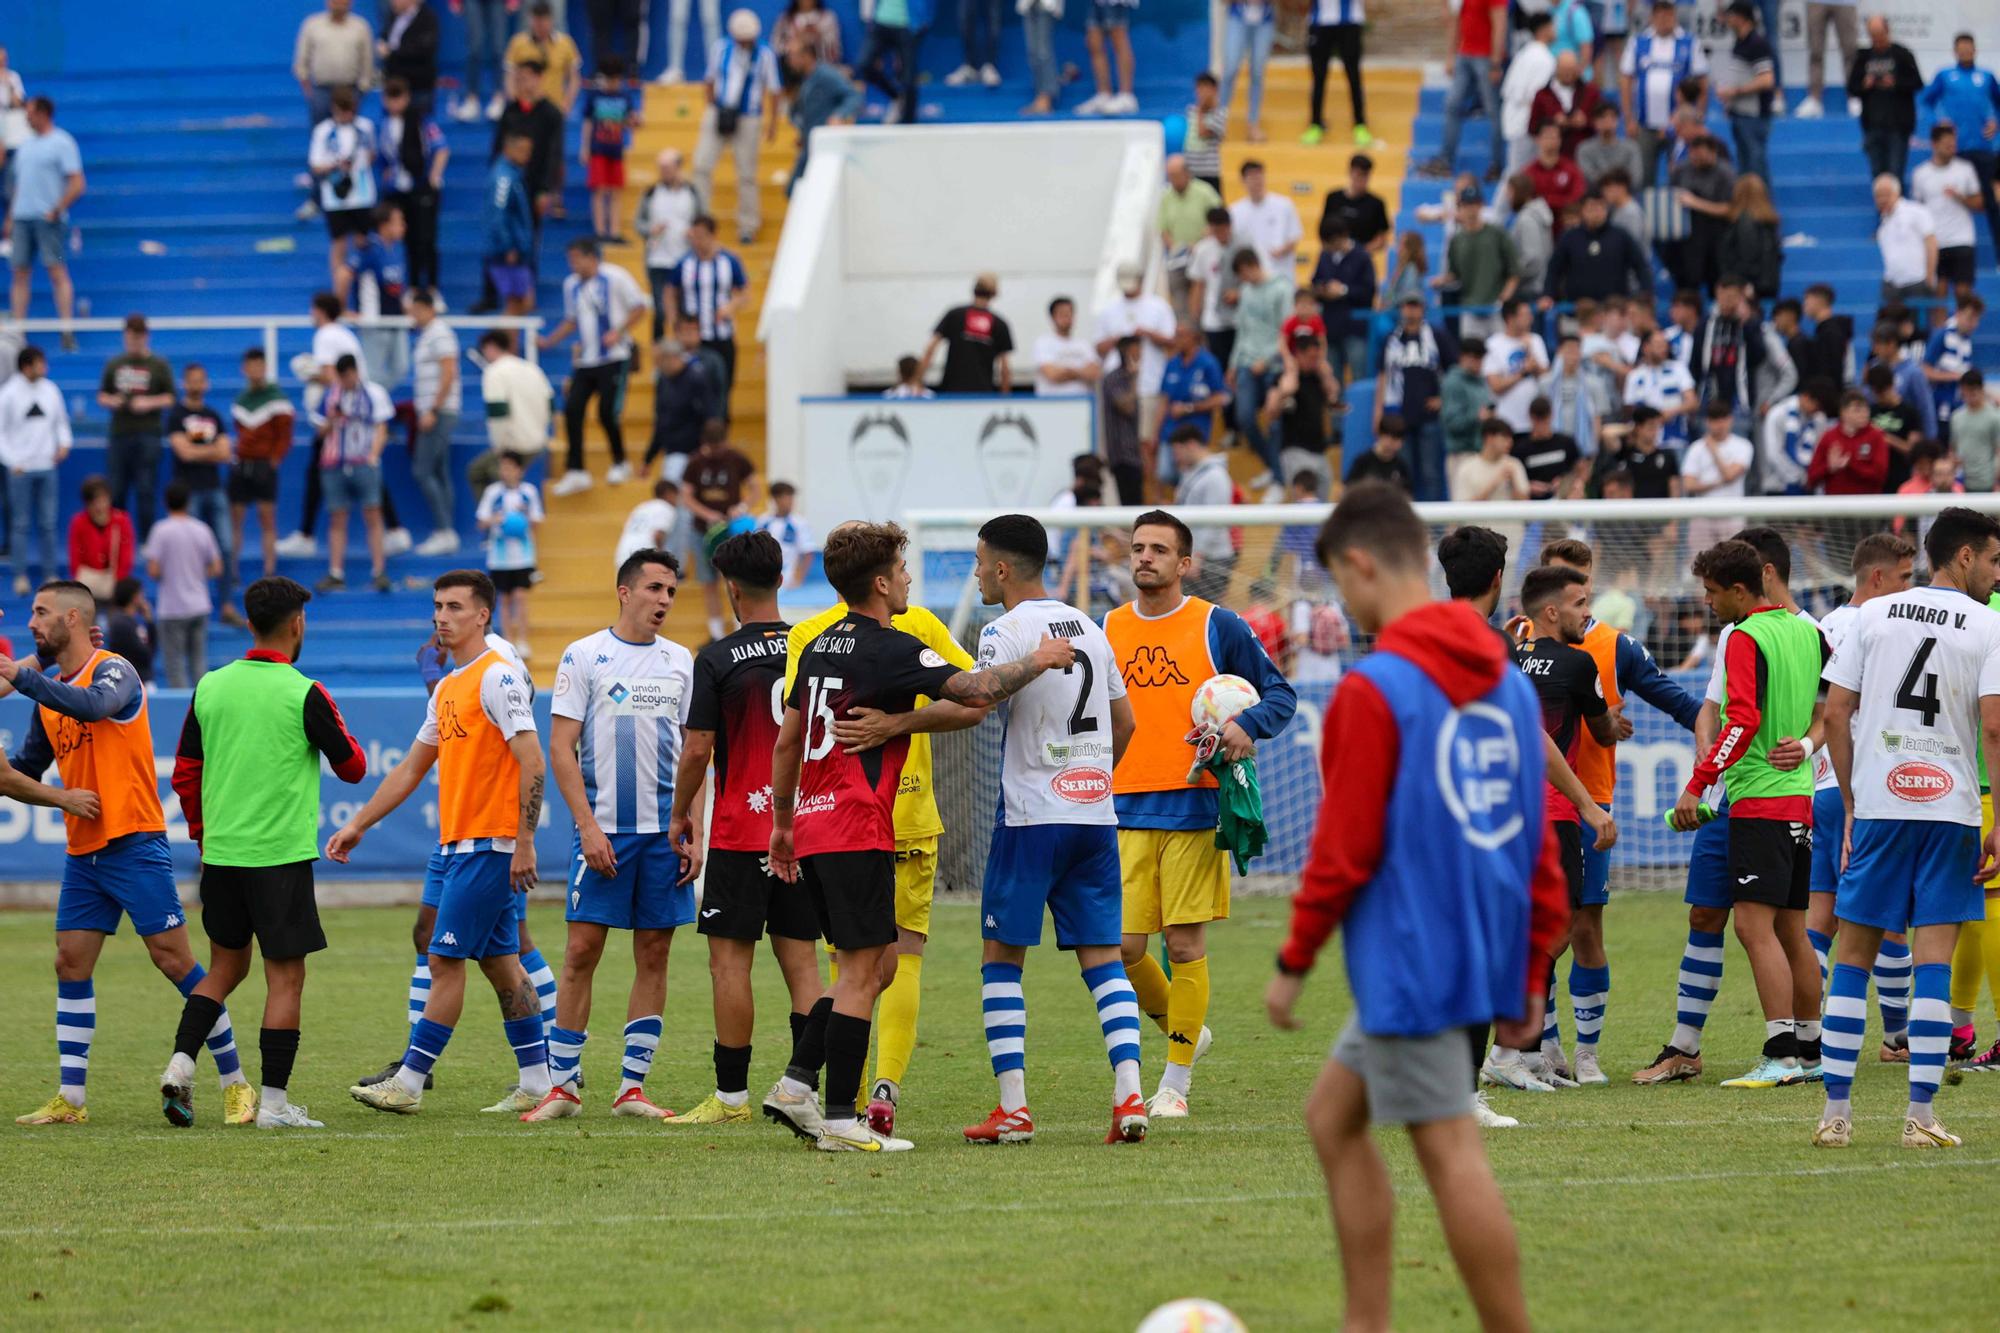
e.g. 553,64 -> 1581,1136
977,598 -> 1124,827
1821,585 -> 2000,827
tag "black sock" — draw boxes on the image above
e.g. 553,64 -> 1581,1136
786,997 -> 833,1090
1469,1023 -> 1490,1090
1763,1029 -> 1801,1061
260,1027 -> 301,1094
173,994 -> 225,1064
714,1041 -> 751,1096
1799,1037 -> 1822,1064
823,1011 -> 872,1122
789,1009 -> 807,1049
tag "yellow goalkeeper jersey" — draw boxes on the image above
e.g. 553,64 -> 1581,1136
784,602 -> 974,843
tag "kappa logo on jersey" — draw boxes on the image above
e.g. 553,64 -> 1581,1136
435,698 -> 470,740
1435,702 -> 1525,851
1122,644 -> 1190,688
1887,760 -> 1954,802
1050,767 -> 1112,803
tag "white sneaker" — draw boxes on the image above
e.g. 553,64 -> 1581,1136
294,199 -> 319,221
1472,1091 -> 1519,1129
762,1080 -> 825,1141
944,64 -> 979,86
1795,96 -> 1824,119
1107,92 -> 1140,115
1526,1050 -> 1580,1089
552,470 -> 594,497
654,66 -> 686,86
1146,1086 -> 1190,1119
817,1119 -> 914,1152
414,530 -> 460,556
1538,1041 -> 1571,1082
1481,1050 -> 1556,1093
980,64 -> 1001,88
1847,97 -> 1863,118
382,527 -> 414,557
452,94 -> 481,122
1572,1049 -> 1608,1085
275,532 -> 317,558
1075,92 -> 1114,116
485,93 -> 504,121
257,1102 -> 324,1129
606,462 -> 634,485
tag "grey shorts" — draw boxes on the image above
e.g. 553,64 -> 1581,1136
1330,1018 -> 1476,1126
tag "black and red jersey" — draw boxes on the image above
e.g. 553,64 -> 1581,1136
786,616 -> 960,856
688,620 -> 791,852
1512,635 -> 1607,824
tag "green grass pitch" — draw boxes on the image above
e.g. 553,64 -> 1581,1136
2,893 -> 1998,1329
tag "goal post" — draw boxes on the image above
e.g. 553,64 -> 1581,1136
909,494 -> 2000,896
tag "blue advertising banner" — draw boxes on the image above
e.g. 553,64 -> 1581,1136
0,688 -> 572,882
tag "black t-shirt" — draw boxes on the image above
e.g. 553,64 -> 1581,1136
934,304 -> 1015,393
689,619 -> 790,853
105,611 -> 154,681
1346,448 -> 1412,492
1608,444 -> 1679,500
1512,633 -> 1607,812
1513,431 -> 1579,496
166,402 -> 227,491
785,616 -> 961,855
1870,398 -> 1921,491
1320,188 -> 1390,250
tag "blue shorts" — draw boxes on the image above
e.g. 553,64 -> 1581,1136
428,849 -> 522,960
1579,802 -> 1611,907
565,830 -> 696,931
1682,806 -> 1732,909
1810,787 -> 1846,895
54,833 -> 183,937
1838,819 -> 1984,933
322,462 -> 382,511
982,822 -> 1122,949
420,845 -> 525,922
1089,0 -> 1134,27
487,260 -> 535,302
11,217 -> 68,272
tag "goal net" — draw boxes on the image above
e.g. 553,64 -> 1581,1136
907,494 -> 2000,897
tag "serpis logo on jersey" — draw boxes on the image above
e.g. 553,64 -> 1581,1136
1886,761 -> 1954,802
1050,768 -> 1112,803
1435,703 -> 1524,851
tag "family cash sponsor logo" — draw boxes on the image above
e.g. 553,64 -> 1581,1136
1886,761 -> 1953,803
1050,768 -> 1112,804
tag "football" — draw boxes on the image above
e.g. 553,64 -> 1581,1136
1135,1298 -> 1248,1333
1190,674 -> 1260,732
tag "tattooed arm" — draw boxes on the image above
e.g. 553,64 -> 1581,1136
938,635 -> 1076,707
508,730 -> 546,892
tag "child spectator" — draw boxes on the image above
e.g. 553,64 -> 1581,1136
165,362 -> 240,626
616,477 -> 686,569
1281,288 -> 1326,350
759,479 -> 818,588
483,132 -> 538,318
340,204 -> 411,389
681,419 -> 761,640
476,450 -> 544,653
1384,232 -> 1429,311
1806,390 -> 1890,495
581,55 -> 642,244
882,354 -> 935,399
103,576 -> 155,681
68,475 -> 135,602
228,348 -> 295,588
0,343 -> 71,595
143,481 -> 223,688
1184,71 -> 1225,195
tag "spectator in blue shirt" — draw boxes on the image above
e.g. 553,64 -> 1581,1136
1918,33 -> 2000,271
339,204 -> 411,390
785,39 -> 863,192
1159,324 -> 1230,443
1311,218 -> 1375,384
483,132 -> 536,316
8,97 -> 85,344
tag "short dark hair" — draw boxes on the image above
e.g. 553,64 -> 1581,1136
165,481 -> 191,512
1239,158 -> 1265,177
1350,153 -> 1374,172
691,213 -> 718,232
480,329 -> 515,355
16,344 -> 44,373
1804,282 -> 1836,305
331,85 -> 358,113
1520,564 -> 1586,618
498,450 -> 527,471
1934,122 -> 1959,143
1925,506 -> 2000,574
897,354 -> 921,381
1205,206 -> 1231,227
110,576 -> 144,609
770,480 -> 797,499
1481,418 -> 1514,440
1851,531 -> 1916,576
1438,525 -> 1509,599
1460,336 -> 1487,360
311,291 -> 342,320
822,522 -> 908,605
567,236 -> 602,258
711,531 -> 780,589
978,514 -> 1049,576
1839,387 -> 1871,412
1377,412 -> 1407,439
1799,376 -> 1840,412
1195,71 -> 1218,88
435,568 -> 497,613
244,576 -> 312,636
383,76 -> 410,99
617,546 -> 683,587
1290,470 -> 1324,496
599,52 -> 628,77
1540,537 -> 1595,571
242,346 -> 267,364
1730,525 -> 1791,585
1773,297 -> 1803,322
1048,296 -> 1074,317
1964,369 -> 1986,391
1691,539 -> 1765,594
1499,296 -> 1528,322
1529,395 -> 1553,421
1703,398 -> 1735,420
80,475 -> 110,505
334,353 -> 358,376
1168,423 -> 1207,447
1132,509 -> 1194,558
1316,480 -> 1428,573
1715,272 -> 1747,291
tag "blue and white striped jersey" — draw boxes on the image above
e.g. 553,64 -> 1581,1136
551,628 -> 696,835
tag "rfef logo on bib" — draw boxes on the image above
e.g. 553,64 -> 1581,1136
1435,703 -> 1523,851
1887,761 -> 1953,802
1051,768 -> 1112,803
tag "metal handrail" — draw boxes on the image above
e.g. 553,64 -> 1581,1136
3,313 -> 547,367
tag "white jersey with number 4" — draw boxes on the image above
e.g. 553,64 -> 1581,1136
1821,586 -> 2000,827
977,598 -> 1125,827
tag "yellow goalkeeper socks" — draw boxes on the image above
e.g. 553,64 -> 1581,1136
872,952 -> 923,1088
1125,953 -> 1172,1033
1165,955 -> 1210,1069
1952,920 -> 1985,1014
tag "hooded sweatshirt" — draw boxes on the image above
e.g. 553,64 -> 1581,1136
1280,599 -> 1571,1036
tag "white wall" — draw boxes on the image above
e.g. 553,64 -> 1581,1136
760,121 -> 1163,496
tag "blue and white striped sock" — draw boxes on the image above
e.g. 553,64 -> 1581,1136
56,978 -> 94,1107
1874,940 -> 1912,1040
1569,963 -> 1610,1050
1541,958 -> 1561,1049
619,1016 -> 662,1096
175,964 -> 245,1086
1671,929 -> 1726,1054
547,1025 -> 587,1091
1821,962 -> 1868,1115
982,962 -> 1027,1112
1083,961 -> 1143,1102
408,952 -> 431,1045
1806,928 -> 1832,984
1908,962 -> 1952,1115
397,1017 -> 453,1095
504,1014 -> 551,1097
521,948 -> 558,1025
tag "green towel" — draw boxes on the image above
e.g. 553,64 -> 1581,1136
1189,749 -> 1267,875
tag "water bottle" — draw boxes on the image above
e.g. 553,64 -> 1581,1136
1663,802 -> 1718,830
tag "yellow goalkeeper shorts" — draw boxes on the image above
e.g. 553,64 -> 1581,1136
893,836 -> 937,937
1119,828 -> 1230,934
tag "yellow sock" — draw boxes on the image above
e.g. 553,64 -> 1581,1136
1953,920 -> 1985,1013
872,952 -> 923,1088
1165,955 -> 1210,1068
1125,953 -> 1172,1033
1984,899 -> 2000,1021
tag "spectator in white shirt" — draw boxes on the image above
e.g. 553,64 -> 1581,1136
1226,159 -> 1301,266
1910,124 -> 1982,308
540,237 -> 652,496
1480,297 -> 1549,434
693,10 -> 781,244
1092,262 -> 1177,450
616,478 -> 688,568
1186,206 -> 1241,367
758,480 -> 818,588
635,148 -> 700,340
1622,326 -> 1698,446
0,344 -> 71,593
407,290 -> 461,555
471,328 -> 553,490
1500,12 -> 1558,178
1874,174 -> 1937,307
307,86 -> 380,289
883,355 -> 936,399
1681,399 -> 1753,547
1032,296 -> 1102,397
